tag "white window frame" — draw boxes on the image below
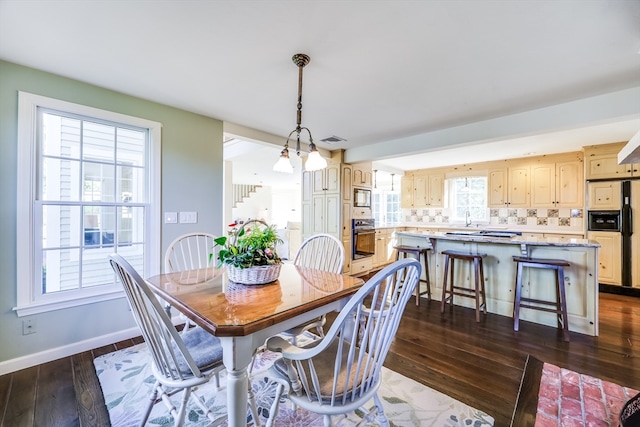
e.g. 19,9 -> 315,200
15,92 -> 161,316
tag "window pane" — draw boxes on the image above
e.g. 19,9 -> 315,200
42,113 -> 81,158
117,128 -> 146,167
41,157 -> 81,201
82,248 -> 118,288
83,161 -> 115,202
43,205 -> 81,249
83,121 -> 115,162
119,206 -> 144,245
42,247 -> 80,294
83,206 -> 116,249
117,165 -> 145,203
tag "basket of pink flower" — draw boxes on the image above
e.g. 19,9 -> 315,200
213,220 -> 283,285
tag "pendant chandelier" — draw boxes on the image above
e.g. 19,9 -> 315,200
273,53 -> 327,173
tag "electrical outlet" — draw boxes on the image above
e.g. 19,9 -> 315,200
23,319 -> 36,335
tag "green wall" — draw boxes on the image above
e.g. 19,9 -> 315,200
0,60 -> 224,366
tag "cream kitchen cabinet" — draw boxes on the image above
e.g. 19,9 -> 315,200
411,173 -> 444,208
584,143 -> 640,179
587,180 -> 621,210
530,161 -> 583,208
312,163 -> 340,193
372,229 -> 396,268
587,231 -> 622,285
401,176 -> 414,208
352,162 -> 372,188
489,166 -> 530,208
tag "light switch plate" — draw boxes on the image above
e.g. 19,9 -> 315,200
164,212 -> 178,224
179,211 -> 198,224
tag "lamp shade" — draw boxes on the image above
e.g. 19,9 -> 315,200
273,154 -> 294,173
305,150 -> 327,171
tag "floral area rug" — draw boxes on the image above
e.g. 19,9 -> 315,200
94,343 -> 494,427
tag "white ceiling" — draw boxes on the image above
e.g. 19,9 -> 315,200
1,0 -> 639,187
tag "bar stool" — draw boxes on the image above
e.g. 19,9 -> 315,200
394,245 -> 431,305
440,250 -> 487,322
512,256 -> 571,342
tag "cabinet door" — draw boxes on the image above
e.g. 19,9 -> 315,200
301,170 -> 313,203
342,165 -> 352,203
428,174 -> 444,207
587,181 -> 621,210
312,169 -> 325,193
508,166 -> 530,207
413,175 -> 428,207
585,154 -> 632,179
556,161 -> 583,207
325,164 -> 340,193
342,238 -> 352,274
401,176 -> 414,208
588,231 -> 622,285
325,193 -> 340,236
311,195 -> 326,235
342,202 -> 351,239
488,169 -> 507,207
530,163 -> 555,207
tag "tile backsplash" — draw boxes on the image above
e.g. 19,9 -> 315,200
403,207 -> 584,229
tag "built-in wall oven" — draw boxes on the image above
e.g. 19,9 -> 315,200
352,218 -> 375,259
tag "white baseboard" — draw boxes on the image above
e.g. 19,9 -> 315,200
0,326 -> 141,376
0,315 -> 186,376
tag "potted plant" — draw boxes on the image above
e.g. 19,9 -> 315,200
213,220 -> 283,285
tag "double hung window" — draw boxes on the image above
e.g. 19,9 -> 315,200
446,176 -> 488,223
16,92 -> 161,316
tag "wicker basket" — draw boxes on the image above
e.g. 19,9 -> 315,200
226,263 -> 282,285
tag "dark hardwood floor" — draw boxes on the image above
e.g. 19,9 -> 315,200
0,292 -> 638,427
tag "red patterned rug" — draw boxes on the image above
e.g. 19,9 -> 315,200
535,362 -> 639,426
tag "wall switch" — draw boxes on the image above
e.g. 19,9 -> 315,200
179,211 -> 198,224
164,212 -> 178,224
23,319 -> 36,335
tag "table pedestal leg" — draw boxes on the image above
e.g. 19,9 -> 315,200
220,336 -> 255,426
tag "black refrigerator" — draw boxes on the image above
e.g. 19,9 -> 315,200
587,179 -> 640,292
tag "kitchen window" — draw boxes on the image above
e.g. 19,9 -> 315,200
446,176 -> 488,223
372,191 -> 401,226
15,92 -> 161,316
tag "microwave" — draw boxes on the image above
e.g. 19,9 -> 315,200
354,188 -> 371,208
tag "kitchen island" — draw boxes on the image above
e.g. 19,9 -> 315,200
396,230 -> 601,336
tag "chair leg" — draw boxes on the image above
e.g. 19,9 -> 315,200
440,255 -> 450,314
513,262 -> 523,332
372,393 -> 391,427
473,258 -> 481,322
557,267 -> 570,342
423,251 -> 431,301
247,377 -> 261,426
141,381 -> 161,426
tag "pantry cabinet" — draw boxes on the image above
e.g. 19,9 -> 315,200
301,153 -> 343,241
530,161 -> 583,208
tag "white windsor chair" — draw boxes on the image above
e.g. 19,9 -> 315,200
281,233 -> 344,343
108,254 -> 260,427
264,257 -> 421,427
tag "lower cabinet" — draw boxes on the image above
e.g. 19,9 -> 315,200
351,257 -> 373,276
372,229 -> 396,269
587,231 -> 622,285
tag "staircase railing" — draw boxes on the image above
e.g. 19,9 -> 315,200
232,184 -> 262,208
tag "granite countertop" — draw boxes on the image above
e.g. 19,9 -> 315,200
376,224 -> 585,236
397,230 -> 600,248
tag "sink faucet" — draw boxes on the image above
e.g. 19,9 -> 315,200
465,210 -> 472,227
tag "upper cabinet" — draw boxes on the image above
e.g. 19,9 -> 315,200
530,160 -> 583,208
352,162 -> 372,188
312,163 -> 340,193
401,175 -> 414,208
410,173 -> 444,208
489,165 -> 530,208
587,180 -> 621,210
584,142 -> 640,180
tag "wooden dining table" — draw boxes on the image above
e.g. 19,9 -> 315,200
145,262 -> 365,426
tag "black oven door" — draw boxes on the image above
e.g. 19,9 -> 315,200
353,228 -> 375,259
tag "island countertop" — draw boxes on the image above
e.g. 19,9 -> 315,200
396,230 -> 600,249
